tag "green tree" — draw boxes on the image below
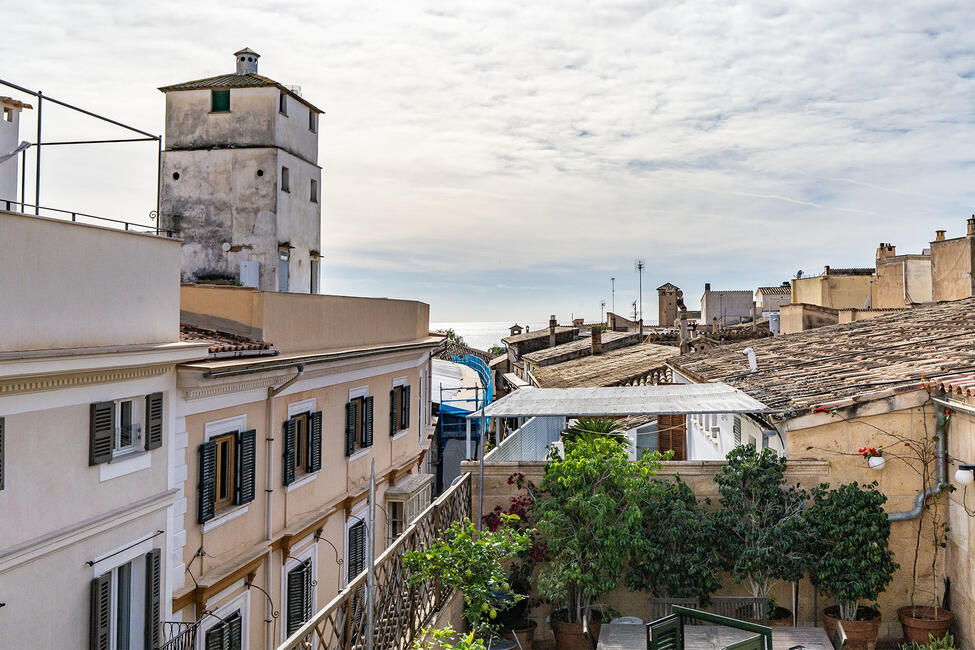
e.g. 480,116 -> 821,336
560,417 -> 629,453
535,436 -> 660,624
436,328 -> 467,346
626,477 -> 722,604
714,445 -> 808,608
805,481 -> 898,621
488,344 -> 506,357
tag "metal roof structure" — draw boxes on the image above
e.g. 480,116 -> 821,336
470,384 -> 773,418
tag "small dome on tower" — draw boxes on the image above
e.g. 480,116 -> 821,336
234,47 -> 260,75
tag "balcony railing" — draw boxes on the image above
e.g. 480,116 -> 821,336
278,473 -> 472,650
1,199 -> 173,237
158,620 -> 198,650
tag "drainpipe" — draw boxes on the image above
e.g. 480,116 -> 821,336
888,400 -> 947,522
263,364 -> 304,650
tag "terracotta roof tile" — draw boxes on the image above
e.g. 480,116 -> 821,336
179,325 -> 273,355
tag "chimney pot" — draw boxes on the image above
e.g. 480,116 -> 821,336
968,216 -> 975,237
591,327 -> 602,355
704,283 -> 711,292
936,230 -> 946,242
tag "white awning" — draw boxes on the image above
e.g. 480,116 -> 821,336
469,383 -> 772,418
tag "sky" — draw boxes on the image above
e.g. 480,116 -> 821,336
5,0 -> 975,322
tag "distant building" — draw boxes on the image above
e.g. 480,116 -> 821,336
872,242 -> 932,308
700,283 -> 754,328
657,282 -> 681,328
790,266 -> 874,310
931,217 -> 975,302
754,284 -> 791,314
501,316 -> 578,380
0,96 -> 31,205
158,48 -> 324,292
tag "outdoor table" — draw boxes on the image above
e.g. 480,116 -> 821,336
596,622 -> 833,650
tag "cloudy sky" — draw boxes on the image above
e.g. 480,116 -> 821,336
6,0 -> 975,322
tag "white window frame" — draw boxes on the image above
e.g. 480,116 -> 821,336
347,386 -> 370,461
92,534 -> 156,650
112,397 -> 145,458
281,538 -> 318,642
343,502 -> 368,587
391,376 -> 408,438
288,399 -> 316,418
196,590 -> 250,650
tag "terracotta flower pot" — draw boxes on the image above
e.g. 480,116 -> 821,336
505,620 -> 537,650
550,611 -> 601,650
897,606 -> 953,644
822,606 -> 881,650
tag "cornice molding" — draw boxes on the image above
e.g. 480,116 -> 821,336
0,364 -> 172,396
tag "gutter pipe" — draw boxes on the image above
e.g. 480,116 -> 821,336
263,363 -> 304,650
888,400 -> 947,522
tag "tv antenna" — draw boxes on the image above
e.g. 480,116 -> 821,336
634,259 -> 645,322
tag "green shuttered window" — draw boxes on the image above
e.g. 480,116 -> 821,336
308,411 -> 323,472
282,418 -> 298,486
199,428 -> 256,523
144,393 -> 164,451
205,610 -> 242,650
89,550 -> 161,650
286,561 -> 313,637
348,520 -> 367,582
345,398 -> 374,456
211,89 -> 230,113
89,401 -> 115,465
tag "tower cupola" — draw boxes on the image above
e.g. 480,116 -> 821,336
234,47 -> 260,75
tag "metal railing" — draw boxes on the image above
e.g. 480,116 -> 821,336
1,199 -> 172,237
159,621 -> 198,650
278,473 -> 472,650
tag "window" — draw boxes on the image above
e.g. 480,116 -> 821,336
345,396 -> 374,456
211,90 -> 230,113
204,610 -> 242,650
733,416 -> 742,446
389,385 -> 411,435
347,520 -> 367,582
286,560 -> 313,637
3,107 -> 12,122
385,475 -> 433,542
90,549 -> 161,650
89,394 -> 163,466
388,501 -> 404,540
310,258 -> 320,294
309,179 -> 318,203
309,111 -> 317,133
281,166 -> 290,192
279,92 -> 288,116
283,411 -> 322,486
198,427 -> 256,523
278,250 -> 290,292
114,399 -> 142,457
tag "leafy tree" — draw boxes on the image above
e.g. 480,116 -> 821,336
805,481 -> 898,621
488,344 -> 506,357
561,417 -> 629,453
714,445 -> 808,609
414,627 -> 487,650
403,515 -> 529,638
535,436 -> 660,624
436,328 -> 467,346
626,477 -> 722,604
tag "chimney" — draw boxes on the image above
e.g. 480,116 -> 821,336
936,230 -> 946,242
234,47 -> 260,75
751,303 -> 757,332
678,310 -> 690,354
591,326 -> 602,355
704,283 -> 711,292
548,314 -> 556,348
876,242 -> 896,260
968,215 -> 975,237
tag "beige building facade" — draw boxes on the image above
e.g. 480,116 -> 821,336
930,218 -> 975,302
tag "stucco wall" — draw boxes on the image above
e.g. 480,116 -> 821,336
779,303 -> 838,334
931,236 -> 975,302
944,399 -> 975,648
0,210 -> 180,351
274,94 -> 320,164
701,291 -> 753,326
164,87 -> 276,150
0,105 -> 24,203
792,275 -> 873,310
874,257 -> 932,308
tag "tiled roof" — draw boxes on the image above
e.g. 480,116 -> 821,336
159,74 -> 324,113
657,283 -> 680,291
932,373 -> 975,398
433,339 -> 493,364
0,96 -> 32,110
531,342 -> 679,388
502,326 -> 577,345
669,298 -> 975,419
824,267 -> 874,276
522,331 -> 638,363
756,286 -> 791,295
179,325 -> 274,356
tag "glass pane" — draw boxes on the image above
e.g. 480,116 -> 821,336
116,563 -> 131,650
119,401 -> 132,447
219,440 -> 230,500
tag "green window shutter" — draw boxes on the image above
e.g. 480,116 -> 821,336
144,392 -> 164,451
389,388 -> 398,436
287,561 -> 312,636
204,622 -> 225,650
282,419 -> 297,486
0,417 -> 4,491
89,401 -> 115,465
348,520 -> 366,582
308,412 -> 322,472
226,611 -> 243,650
198,441 -> 217,523
363,397 -> 374,447
90,573 -> 112,650
144,548 -> 162,650
236,429 -> 257,504
211,89 -> 230,112
733,416 -> 742,446
401,385 -> 411,430
647,614 -> 681,650
345,401 -> 356,456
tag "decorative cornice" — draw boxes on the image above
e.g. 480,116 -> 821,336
0,364 -> 171,396
183,376 -> 280,400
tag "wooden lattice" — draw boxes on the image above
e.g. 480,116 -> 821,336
279,474 -> 472,650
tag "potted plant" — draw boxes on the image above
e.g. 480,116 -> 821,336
806,481 -> 898,650
483,473 -> 547,650
626,476 -> 722,607
404,515 -> 531,645
535,435 -> 659,650
714,445 -> 807,624
858,446 -> 886,470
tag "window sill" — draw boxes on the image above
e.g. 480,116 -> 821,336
392,429 -> 410,441
208,110 -> 232,114
99,451 -> 151,482
347,449 -> 369,463
286,472 -> 319,493
203,504 -> 249,533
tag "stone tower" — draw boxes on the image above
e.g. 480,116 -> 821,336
158,48 -> 324,293
657,283 -> 681,328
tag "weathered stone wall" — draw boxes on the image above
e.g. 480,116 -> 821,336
931,236 -> 975,302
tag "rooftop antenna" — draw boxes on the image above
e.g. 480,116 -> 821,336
634,259 -> 645,323
600,300 -> 606,324
610,277 -> 615,315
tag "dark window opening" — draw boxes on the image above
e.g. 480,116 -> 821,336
213,433 -> 236,510
211,90 -> 230,113
172,172 -> 180,180
281,166 -> 290,192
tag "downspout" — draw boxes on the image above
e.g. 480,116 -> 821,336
263,364 -> 304,650
888,400 -> 947,522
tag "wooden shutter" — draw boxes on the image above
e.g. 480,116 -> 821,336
656,414 -> 686,461
733,416 -> 742,446
287,561 -> 311,636
345,401 -> 356,457
308,412 -> 322,472
283,419 -> 297,486
401,385 -> 411,430
144,548 -> 162,650
198,441 -> 217,523
348,521 -> 366,582
144,392 -> 164,451
363,397 -> 374,447
647,613 -> 682,650
204,623 -> 225,650
236,429 -> 257,504
389,388 -> 399,436
89,573 -> 112,650
226,611 -> 243,650
0,417 -> 4,491
89,401 -> 115,465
